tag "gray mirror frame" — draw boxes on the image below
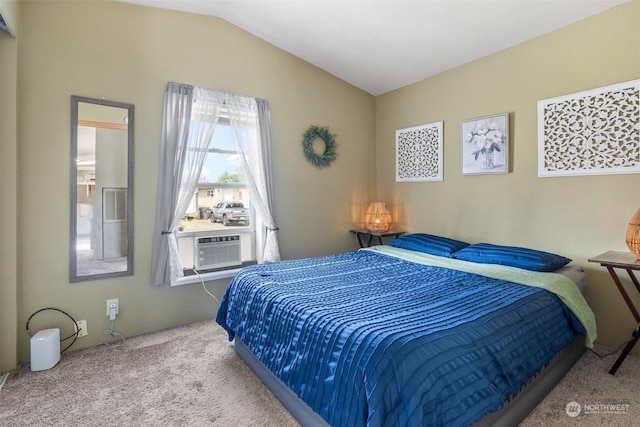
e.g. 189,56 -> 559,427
70,95 -> 134,282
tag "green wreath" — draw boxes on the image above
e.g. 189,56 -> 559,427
302,125 -> 338,168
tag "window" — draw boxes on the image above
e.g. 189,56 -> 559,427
176,121 -> 256,279
150,83 -> 280,287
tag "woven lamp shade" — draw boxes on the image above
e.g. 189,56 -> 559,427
364,202 -> 392,232
627,208 -> 640,260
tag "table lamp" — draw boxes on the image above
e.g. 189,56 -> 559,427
627,208 -> 640,259
365,201 -> 391,232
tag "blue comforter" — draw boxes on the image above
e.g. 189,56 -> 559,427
216,249 -> 587,427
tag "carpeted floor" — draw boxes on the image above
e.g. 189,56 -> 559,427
0,320 -> 298,427
0,319 -> 638,426
521,340 -> 640,427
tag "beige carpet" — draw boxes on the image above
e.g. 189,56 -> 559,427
0,319 -> 638,426
0,320 -> 298,427
521,341 -> 640,427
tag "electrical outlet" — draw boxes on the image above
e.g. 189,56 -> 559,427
106,298 -> 119,316
75,320 -> 88,337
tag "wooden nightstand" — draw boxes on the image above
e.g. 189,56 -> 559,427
588,251 -> 640,375
349,229 -> 404,248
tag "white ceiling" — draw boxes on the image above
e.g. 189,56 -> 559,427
120,0 -> 631,95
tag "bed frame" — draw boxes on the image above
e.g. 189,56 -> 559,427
235,336 -> 584,426
232,264 -> 589,426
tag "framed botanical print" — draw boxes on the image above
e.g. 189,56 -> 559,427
461,113 -> 509,175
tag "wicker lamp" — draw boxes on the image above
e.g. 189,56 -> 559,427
627,208 -> 640,260
364,202 -> 392,232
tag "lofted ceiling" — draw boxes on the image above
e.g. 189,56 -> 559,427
119,0 -> 632,95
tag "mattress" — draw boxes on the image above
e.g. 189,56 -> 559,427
555,264 -> 587,294
216,247 -> 594,427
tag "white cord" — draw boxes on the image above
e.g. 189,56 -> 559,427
104,319 -> 126,342
0,372 -> 9,394
194,269 -> 221,306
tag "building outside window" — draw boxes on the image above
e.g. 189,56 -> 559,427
151,84 -> 279,287
175,120 -> 255,275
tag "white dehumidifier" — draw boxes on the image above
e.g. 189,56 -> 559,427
30,328 -> 60,371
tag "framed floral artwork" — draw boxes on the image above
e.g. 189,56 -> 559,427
396,121 -> 443,182
461,113 -> 509,175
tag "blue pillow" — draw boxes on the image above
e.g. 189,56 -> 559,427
390,233 -> 470,258
452,243 -> 571,272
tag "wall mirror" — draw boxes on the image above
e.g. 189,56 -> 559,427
70,96 -> 134,282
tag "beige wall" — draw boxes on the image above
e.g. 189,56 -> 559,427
376,2 -> 640,348
0,0 -> 20,372
10,1 -> 375,364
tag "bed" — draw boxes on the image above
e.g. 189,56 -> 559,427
216,234 -> 596,426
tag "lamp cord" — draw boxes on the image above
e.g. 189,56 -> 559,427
588,321 -> 640,359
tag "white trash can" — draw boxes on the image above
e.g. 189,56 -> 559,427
30,328 -> 60,371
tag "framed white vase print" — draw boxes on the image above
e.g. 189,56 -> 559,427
461,113 -> 509,175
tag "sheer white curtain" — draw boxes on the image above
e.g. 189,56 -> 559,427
226,96 -> 281,263
150,82 -> 280,286
150,83 -> 223,286
255,99 -> 280,262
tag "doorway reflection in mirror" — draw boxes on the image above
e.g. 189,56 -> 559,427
71,96 -> 133,281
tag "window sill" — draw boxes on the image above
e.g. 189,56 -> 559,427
170,268 -> 241,287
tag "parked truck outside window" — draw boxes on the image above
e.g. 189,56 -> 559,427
211,201 -> 250,226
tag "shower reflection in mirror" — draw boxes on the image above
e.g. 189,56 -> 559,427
70,96 -> 134,282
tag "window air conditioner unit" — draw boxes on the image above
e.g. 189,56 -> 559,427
194,235 -> 242,270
